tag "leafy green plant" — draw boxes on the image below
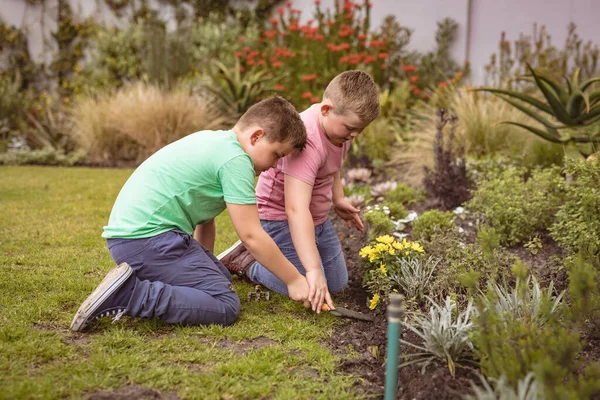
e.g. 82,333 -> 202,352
383,182 -> 423,206
550,158 -> 600,257
410,209 -> 454,243
363,210 -> 394,240
472,64 -> 600,158
467,166 -> 565,246
427,229 -> 516,300
566,253 -> 600,336
401,296 -> 474,376
524,236 -> 543,255
381,201 -> 408,220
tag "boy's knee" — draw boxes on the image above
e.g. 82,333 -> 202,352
328,278 -> 348,295
220,293 -> 241,326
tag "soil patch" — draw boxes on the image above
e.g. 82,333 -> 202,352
86,385 -> 178,400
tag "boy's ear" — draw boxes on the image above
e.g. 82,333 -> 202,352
320,101 -> 333,116
249,128 -> 265,145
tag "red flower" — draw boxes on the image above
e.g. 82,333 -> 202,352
366,2 -> 372,8
412,87 -> 422,96
402,64 -> 417,73
234,52 -> 243,58
326,20 -> 334,26
358,33 -> 366,40
301,74 -> 318,81
315,34 -> 324,41
301,92 -> 313,99
438,81 -> 449,88
272,61 -> 282,68
274,84 -> 285,91
339,43 -> 350,50
315,0 -> 321,4
409,75 -> 419,82
277,7 -> 284,16
270,18 -> 279,25
310,96 -> 320,103
378,52 -> 388,59
286,1 -> 292,7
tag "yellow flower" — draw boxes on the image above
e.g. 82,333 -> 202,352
368,293 -> 380,310
388,249 -> 396,256
379,263 -> 387,274
359,246 -> 373,258
405,251 -> 409,256
392,241 -> 404,250
376,235 -> 395,244
411,242 -> 425,253
401,238 -> 410,248
375,243 -> 389,254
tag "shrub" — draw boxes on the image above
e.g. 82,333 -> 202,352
401,296 -> 474,376
423,109 -> 472,210
71,83 -> 227,164
382,201 -> 408,220
410,209 -> 454,243
467,166 -> 565,246
427,228 -> 516,300
363,209 -> 394,240
550,158 -> 600,257
387,256 -> 440,303
0,148 -> 86,166
383,182 -> 423,206
566,253 -> 600,336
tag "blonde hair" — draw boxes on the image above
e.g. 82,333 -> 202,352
323,70 -> 380,123
236,96 -> 306,151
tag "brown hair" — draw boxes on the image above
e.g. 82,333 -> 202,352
323,70 -> 380,123
236,96 -> 306,151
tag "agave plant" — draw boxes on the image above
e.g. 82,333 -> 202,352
472,63 -> 600,157
204,59 -> 281,121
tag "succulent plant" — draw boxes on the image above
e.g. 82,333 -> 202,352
345,194 -> 365,208
371,180 -> 397,198
346,167 -> 372,183
472,63 -> 600,157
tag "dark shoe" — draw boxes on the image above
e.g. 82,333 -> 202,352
217,240 -> 255,276
70,263 -> 134,332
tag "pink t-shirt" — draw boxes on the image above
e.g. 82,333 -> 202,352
256,104 -> 350,225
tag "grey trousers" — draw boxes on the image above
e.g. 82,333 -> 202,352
107,230 -> 240,326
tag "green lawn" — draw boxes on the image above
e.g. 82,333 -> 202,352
0,166 -> 361,399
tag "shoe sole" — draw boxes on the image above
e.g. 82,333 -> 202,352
70,262 -> 133,332
216,239 -> 242,261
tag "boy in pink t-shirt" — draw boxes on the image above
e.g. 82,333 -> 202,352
220,71 -> 380,313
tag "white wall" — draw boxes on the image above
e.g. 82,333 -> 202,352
1,0 -> 598,85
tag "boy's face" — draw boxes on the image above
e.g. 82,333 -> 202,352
320,104 -> 368,146
247,131 -> 295,175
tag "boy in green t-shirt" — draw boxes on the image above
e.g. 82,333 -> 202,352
70,96 -> 311,332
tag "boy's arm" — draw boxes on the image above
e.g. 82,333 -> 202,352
193,219 -> 216,252
332,171 -> 364,231
284,174 -> 334,313
226,203 -> 310,308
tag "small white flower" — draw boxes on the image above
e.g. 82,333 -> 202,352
453,207 -> 465,215
458,227 -> 465,233
393,232 -> 409,239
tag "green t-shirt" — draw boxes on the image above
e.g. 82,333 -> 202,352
102,130 -> 256,239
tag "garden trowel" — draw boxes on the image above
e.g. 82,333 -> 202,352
321,304 -> 373,322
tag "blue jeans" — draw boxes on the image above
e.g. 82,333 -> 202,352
107,230 -> 240,326
247,218 -> 348,295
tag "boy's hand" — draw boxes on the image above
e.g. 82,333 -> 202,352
305,270 -> 335,313
287,276 -> 311,308
333,199 -> 364,232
